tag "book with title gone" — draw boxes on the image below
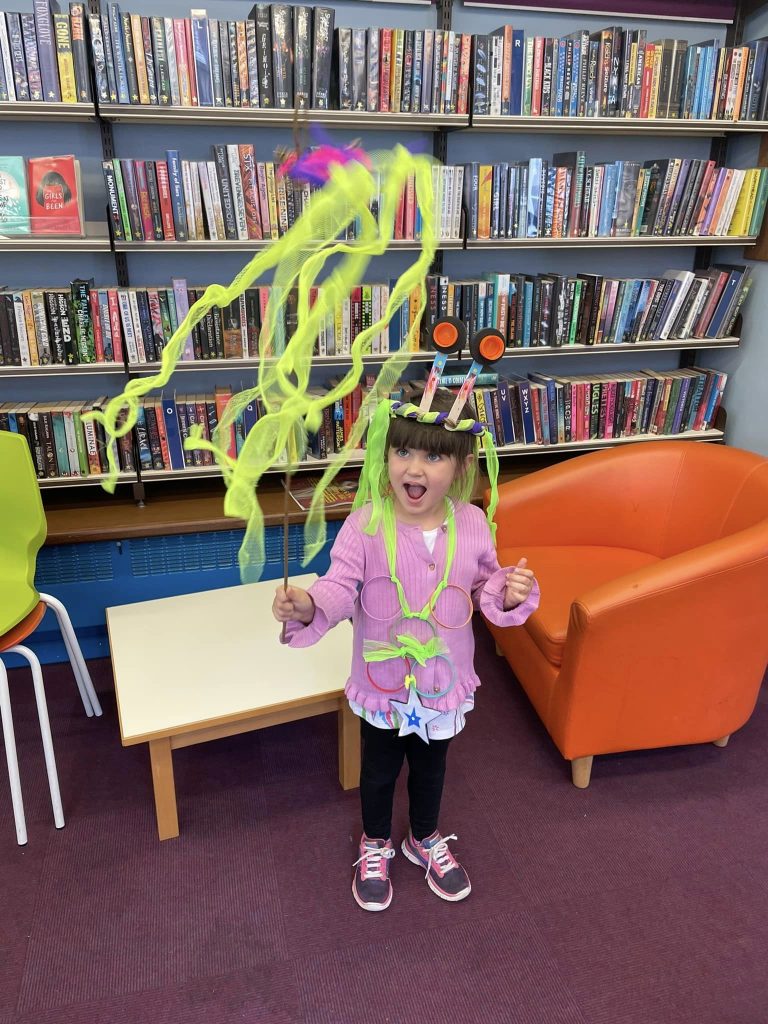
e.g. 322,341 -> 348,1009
28,155 -> 82,236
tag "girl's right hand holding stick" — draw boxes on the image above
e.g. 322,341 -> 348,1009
272,585 -> 315,625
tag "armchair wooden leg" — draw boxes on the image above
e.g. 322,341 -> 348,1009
571,756 -> 593,789
713,735 -> 730,748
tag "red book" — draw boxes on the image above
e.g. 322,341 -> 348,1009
28,155 -> 82,236
154,161 -> 176,240
639,43 -> 654,118
531,37 -> 545,117
457,34 -> 471,115
106,290 -> 124,362
380,29 -> 392,112
238,144 -> 262,240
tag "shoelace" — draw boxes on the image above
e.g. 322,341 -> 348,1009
423,833 -> 459,879
353,843 -> 395,880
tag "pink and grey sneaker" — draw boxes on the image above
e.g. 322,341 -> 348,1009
402,831 -> 471,902
352,835 -> 396,912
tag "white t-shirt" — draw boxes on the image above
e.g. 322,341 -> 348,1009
348,524 -> 474,740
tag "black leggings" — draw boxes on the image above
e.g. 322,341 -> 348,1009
359,719 -> 451,842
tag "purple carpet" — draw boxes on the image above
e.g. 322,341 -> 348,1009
1,620 -> 767,1024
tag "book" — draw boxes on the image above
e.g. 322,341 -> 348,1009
28,155 -> 82,236
0,157 -> 29,236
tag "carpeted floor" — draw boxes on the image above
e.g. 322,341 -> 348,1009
1,620 -> 767,1024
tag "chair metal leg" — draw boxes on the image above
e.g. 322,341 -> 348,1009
39,593 -> 103,718
10,646 -> 64,830
0,658 -> 28,845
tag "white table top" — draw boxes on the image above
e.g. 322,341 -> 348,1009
106,575 -> 352,744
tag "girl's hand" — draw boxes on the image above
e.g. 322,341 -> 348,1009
503,558 -> 535,611
272,585 -> 315,625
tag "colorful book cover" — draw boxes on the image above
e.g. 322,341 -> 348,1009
0,157 -> 30,236
28,155 -> 81,236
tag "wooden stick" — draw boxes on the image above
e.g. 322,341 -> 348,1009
281,471 -> 291,642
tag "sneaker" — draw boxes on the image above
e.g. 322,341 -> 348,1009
352,835 -> 395,912
401,831 -> 471,902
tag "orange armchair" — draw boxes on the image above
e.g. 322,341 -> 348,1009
485,441 -> 768,788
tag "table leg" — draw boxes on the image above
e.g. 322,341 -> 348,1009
149,737 -> 180,840
338,700 -> 360,791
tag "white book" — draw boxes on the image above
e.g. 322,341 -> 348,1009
715,168 -> 745,236
452,165 -> 464,240
206,160 -> 226,239
380,283 -> 390,352
62,403 -> 81,476
127,289 -> 147,361
12,293 -> 31,366
442,165 -> 453,241
658,270 -> 695,340
117,289 -> 140,363
371,283 -> 380,355
180,160 -> 197,240
341,296 -> 351,355
197,162 -> 218,240
226,144 -> 249,240
0,15 -> 16,101
188,159 -> 204,240
490,35 -> 502,117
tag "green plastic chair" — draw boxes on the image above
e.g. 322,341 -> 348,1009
0,430 -> 102,844
0,429 -> 48,633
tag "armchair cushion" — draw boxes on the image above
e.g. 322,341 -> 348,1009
497,545 -> 660,666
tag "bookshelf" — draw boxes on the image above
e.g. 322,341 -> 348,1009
0,0 -> 761,504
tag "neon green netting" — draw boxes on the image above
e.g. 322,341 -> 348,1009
84,146 -> 439,581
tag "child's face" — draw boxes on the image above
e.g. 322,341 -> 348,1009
387,444 -> 463,524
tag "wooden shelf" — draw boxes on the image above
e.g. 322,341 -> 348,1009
97,104 -> 468,129
466,236 -> 756,250
0,223 -> 111,252
114,238 -> 462,252
469,115 -> 768,135
0,100 -> 96,122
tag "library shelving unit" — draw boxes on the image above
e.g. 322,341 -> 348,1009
2,0 -> 763,503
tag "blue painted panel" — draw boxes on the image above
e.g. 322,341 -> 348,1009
10,522 -> 340,667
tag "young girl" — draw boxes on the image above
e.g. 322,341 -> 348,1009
272,388 -> 539,911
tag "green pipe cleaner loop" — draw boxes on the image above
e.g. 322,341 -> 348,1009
362,634 -> 448,668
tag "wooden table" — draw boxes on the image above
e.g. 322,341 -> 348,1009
106,575 -> 358,840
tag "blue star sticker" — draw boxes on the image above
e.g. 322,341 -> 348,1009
389,685 -> 443,743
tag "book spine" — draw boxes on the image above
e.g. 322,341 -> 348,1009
165,150 -> 188,240
69,2 -> 92,101
53,14 -> 78,103
89,14 -> 110,103
33,0 -> 60,101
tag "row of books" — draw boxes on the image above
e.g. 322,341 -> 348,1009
426,264 -> 752,347
406,367 -> 727,447
472,26 -> 768,122
0,3 -> 91,103
2,259 -> 750,369
465,154 -> 768,240
103,148 -> 463,243
92,4 -> 472,115
0,155 -> 83,237
0,363 -> 728,479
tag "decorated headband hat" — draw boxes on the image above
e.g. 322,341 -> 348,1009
352,317 -> 506,538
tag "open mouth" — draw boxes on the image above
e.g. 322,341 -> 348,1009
404,483 -> 427,501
